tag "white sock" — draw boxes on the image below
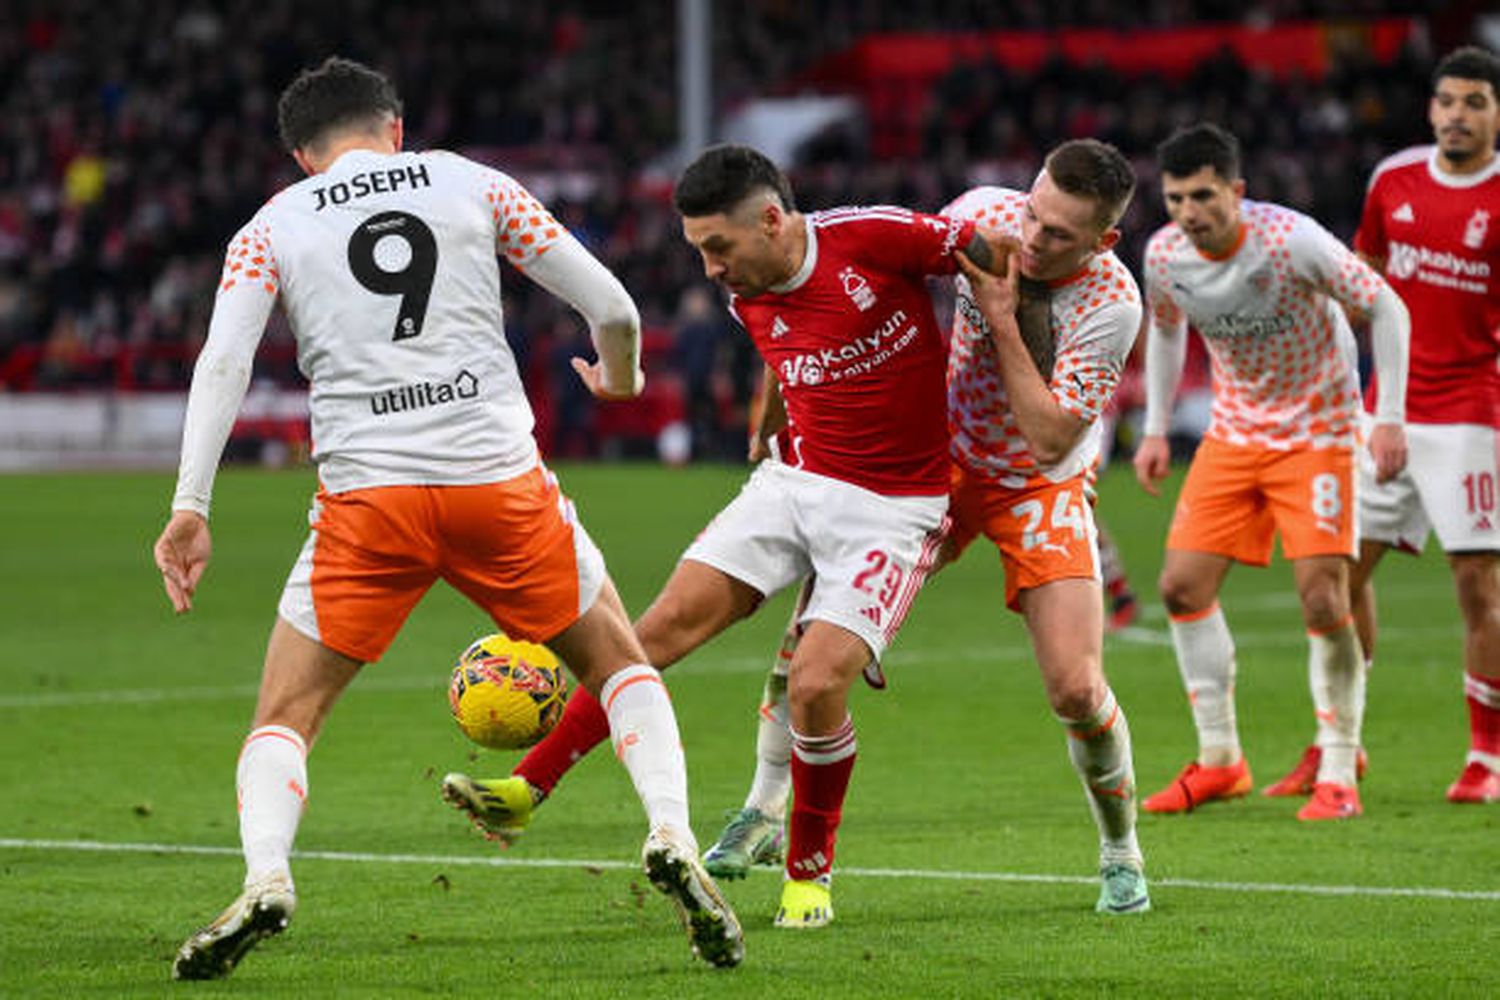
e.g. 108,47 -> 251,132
237,725 -> 307,887
744,650 -> 793,818
601,664 -> 693,849
1309,621 -> 1365,785
1060,688 -> 1142,869
1168,605 -> 1240,763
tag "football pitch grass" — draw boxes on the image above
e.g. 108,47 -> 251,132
2,462 -> 1496,997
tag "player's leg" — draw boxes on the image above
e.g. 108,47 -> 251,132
552,575 -> 745,967
703,577 -> 811,879
1144,440 -> 1268,813
1263,536 -> 1385,798
1448,551 -> 1500,803
773,471 -> 948,929
774,620 -> 871,930
1287,554 -> 1366,819
175,488 -> 432,980
1096,520 -> 1139,632
173,620 -> 364,981
488,558 -> 764,816
436,470 -> 745,965
1020,577 -> 1149,914
1142,547 -> 1252,812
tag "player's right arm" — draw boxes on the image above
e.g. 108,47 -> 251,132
522,235 -> 644,400
747,364 -> 788,463
481,167 -> 643,400
154,220 -> 278,612
1133,237 -> 1188,497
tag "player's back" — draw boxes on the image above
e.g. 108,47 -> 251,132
245,149 -> 550,492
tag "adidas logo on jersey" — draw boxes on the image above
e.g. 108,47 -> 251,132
860,605 -> 884,627
771,315 -> 790,339
370,369 -> 480,416
1392,202 -> 1415,223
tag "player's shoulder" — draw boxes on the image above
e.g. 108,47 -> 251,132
1143,221 -> 1187,261
1241,198 -> 1308,230
940,186 -> 1024,222
1085,251 -> 1142,303
1367,145 -> 1434,188
810,204 -> 920,232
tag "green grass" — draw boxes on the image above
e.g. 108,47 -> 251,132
1,462 -> 1495,998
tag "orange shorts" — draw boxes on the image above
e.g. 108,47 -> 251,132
1168,437 -> 1356,565
276,466 -> 604,663
949,463 -> 1100,612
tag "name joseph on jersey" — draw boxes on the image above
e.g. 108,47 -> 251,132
311,163 -> 433,211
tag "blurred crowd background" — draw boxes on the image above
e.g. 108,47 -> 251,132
0,0 -> 1487,462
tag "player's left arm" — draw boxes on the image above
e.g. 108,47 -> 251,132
485,168 -> 643,399
156,225 -> 279,612
1297,217 -> 1410,482
955,251 -> 1103,465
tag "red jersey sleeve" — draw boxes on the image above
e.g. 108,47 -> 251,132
1353,173 -> 1388,263
825,206 -> 976,279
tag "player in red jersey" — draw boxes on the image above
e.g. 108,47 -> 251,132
443,145 -> 1009,926
1341,46 -> 1500,804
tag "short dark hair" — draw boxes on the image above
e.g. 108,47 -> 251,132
1156,123 -> 1241,182
1042,139 -> 1137,229
673,145 -> 795,218
277,56 -> 403,153
1433,45 -> 1500,96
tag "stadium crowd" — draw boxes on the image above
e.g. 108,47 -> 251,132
0,0 -> 1467,458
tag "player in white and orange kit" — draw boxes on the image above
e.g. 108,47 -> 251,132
1132,124 -> 1411,821
691,140 -> 1154,915
151,58 -> 742,978
1347,46 -> 1500,804
443,144 -> 1013,929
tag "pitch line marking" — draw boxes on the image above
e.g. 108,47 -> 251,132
2,838 -> 1496,902
0,620 -> 1460,711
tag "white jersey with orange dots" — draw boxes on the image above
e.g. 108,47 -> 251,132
171,148 -> 637,516
943,186 -> 1142,484
1143,199 -> 1398,451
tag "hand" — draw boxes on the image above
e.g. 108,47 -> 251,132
748,433 -> 772,463
1368,422 -> 1407,484
570,357 -> 644,401
1132,435 -> 1172,496
153,510 -> 212,613
956,242 -> 1020,330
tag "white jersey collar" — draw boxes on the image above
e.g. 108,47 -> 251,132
1426,148 -> 1500,189
770,215 -> 817,295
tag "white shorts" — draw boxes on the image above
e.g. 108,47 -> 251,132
682,460 -> 949,660
1357,418 -> 1500,554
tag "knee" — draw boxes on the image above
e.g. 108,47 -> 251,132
787,667 -> 849,731
1050,673 -> 1106,722
1299,576 -> 1350,631
1157,570 -> 1203,618
1453,558 -> 1500,629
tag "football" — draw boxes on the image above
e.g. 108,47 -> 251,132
447,633 -> 569,750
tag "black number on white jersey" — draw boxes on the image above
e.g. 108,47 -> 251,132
347,211 -> 438,340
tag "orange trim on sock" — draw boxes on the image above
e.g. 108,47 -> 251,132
1306,614 -> 1355,638
1168,603 -> 1220,625
241,728 -> 306,757
1068,703 -> 1120,741
603,670 -> 665,715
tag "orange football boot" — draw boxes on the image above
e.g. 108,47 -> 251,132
1143,758 -> 1253,813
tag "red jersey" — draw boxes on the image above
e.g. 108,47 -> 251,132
1354,146 -> 1500,427
731,206 -> 975,496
